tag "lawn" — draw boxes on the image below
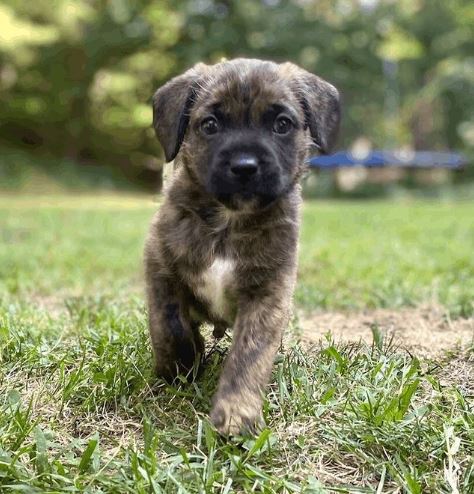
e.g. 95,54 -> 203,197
0,194 -> 473,492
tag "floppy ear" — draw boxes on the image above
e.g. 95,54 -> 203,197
280,62 -> 341,154
152,64 -> 207,162
298,72 -> 341,154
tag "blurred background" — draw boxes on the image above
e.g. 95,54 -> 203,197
0,0 -> 473,196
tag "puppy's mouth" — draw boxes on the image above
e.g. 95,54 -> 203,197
207,171 -> 285,210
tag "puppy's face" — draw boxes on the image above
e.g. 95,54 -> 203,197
153,59 -> 340,210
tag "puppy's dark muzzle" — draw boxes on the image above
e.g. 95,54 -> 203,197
207,140 -> 284,209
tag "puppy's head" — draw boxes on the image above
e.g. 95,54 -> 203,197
153,58 -> 340,210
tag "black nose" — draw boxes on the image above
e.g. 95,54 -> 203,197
229,153 -> 258,178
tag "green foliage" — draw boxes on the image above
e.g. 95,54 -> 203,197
0,0 -> 473,185
0,146 -> 138,191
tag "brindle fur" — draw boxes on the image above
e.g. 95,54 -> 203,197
144,58 -> 340,435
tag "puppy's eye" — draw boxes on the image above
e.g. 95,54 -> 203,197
273,116 -> 293,135
201,117 -> 219,135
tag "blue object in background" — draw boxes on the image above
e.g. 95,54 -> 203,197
308,150 -> 468,169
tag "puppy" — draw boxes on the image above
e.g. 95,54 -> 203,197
144,58 -> 340,435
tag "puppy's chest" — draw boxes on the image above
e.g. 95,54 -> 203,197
193,257 -> 237,323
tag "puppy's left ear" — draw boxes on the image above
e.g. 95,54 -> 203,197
152,63 -> 208,162
282,63 -> 341,154
299,73 -> 341,154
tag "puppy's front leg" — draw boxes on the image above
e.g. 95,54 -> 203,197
146,269 -> 204,381
210,292 -> 290,435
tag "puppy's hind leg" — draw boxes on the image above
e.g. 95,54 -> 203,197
146,271 -> 204,382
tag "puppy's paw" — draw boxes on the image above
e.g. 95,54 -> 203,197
210,398 -> 263,436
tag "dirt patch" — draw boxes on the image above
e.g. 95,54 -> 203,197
298,306 -> 474,357
437,352 -> 474,395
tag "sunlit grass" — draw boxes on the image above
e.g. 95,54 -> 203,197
298,200 -> 474,316
1,195 -> 473,315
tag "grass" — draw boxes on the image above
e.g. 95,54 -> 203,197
298,199 -> 474,317
1,193 -> 473,492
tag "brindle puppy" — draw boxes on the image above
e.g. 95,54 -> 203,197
145,58 -> 340,435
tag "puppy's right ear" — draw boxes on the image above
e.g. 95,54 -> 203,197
152,64 -> 207,162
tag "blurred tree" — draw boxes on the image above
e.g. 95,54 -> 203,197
0,0 -> 177,182
0,0 -> 472,187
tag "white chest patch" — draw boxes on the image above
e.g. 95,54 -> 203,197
195,257 -> 236,321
